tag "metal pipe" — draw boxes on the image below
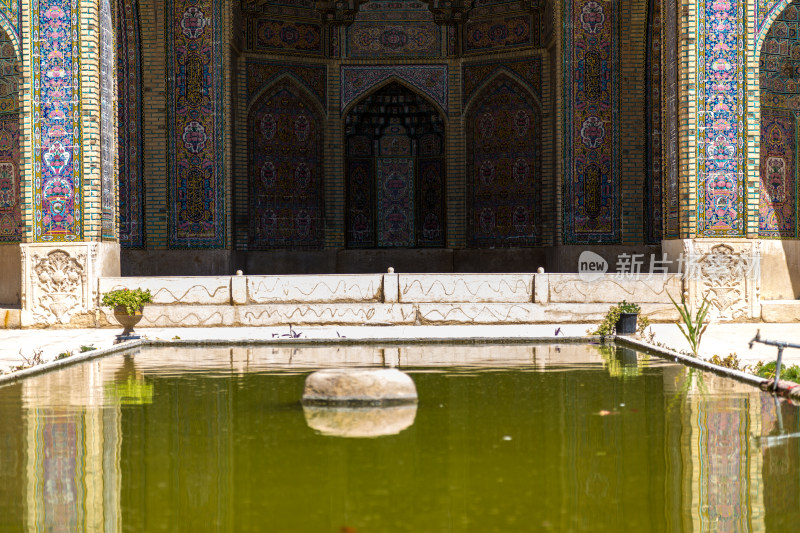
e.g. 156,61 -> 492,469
775,346 -> 785,391
749,329 -> 799,391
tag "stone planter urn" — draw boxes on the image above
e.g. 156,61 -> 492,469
114,306 -> 144,337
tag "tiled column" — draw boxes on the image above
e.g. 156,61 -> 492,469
662,0 -> 762,320
20,0 -> 120,326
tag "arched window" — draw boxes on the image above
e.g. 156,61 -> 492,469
345,82 -> 446,248
248,81 -> 325,249
466,76 -> 540,247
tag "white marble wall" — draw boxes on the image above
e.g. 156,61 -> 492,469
399,274 -> 533,303
97,272 -> 684,327
247,275 -> 383,303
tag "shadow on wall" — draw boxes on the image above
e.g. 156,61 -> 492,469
0,243 -> 20,305
121,245 -> 668,276
764,240 -> 800,300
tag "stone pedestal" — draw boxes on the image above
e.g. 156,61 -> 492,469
20,242 -> 120,327
662,239 -> 761,321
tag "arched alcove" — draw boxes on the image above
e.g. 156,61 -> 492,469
248,80 -> 325,249
0,23 -> 20,244
344,81 -> 446,248
0,22 -> 21,305
759,1 -> 800,238
465,75 -> 540,247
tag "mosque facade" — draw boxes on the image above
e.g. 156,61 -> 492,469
0,0 -> 798,324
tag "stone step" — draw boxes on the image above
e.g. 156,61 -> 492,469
100,302 -> 680,328
0,308 -> 20,329
761,300 -> 800,322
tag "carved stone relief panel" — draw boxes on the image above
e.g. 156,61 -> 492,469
21,242 -> 121,326
684,240 -> 761,321
29,249 -> 87,324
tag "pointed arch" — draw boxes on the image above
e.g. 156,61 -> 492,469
247,71 -> 326,119
344,81 -> 446,248
248,78 -> 325,250
757,0 -> 800,238
757,0 -> 798,53
0,9 -> 19,62
466,74 -> 541,248
340,65 -> 449,116
341,74 -> 448,120
463,67 -> 542,119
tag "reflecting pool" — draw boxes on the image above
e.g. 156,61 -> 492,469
1,344 -> 799,532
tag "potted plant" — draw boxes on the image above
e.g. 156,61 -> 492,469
615,300 -> 640,335
592,300 -> 645,337
101,288 -> 153,337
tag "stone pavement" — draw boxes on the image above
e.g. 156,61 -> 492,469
1,322 -> 799,375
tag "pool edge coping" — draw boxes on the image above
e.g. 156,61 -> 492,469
0,336 -> 601,386
0,333 -> 791,398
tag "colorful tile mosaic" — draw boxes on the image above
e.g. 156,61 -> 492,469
417,157 -> 445,246
117,0 -> 144,247
32,0 -> 83,241
345,84 -> 445,248
760,3 -> 800,105
467,76 -> 540,248
759,5 -> 800,237
646,0 -> 663,244
246,60 -> 326,109
462,57 -> 542,106
664,0 -> 680,238
697,0 -> 745,237
0,117 -> 20,242
249,18 -> 322,54
376,157 -> 415,247
356,0 -> 433,21
167,0 -> 225,247
0,26 -> 17,115
564,0 -> 619,243
341,65 -> 448,112
0,26 -> 19,243
248,81 -> 324,249
100,0 -> 114,239
464,15 -> 535,52
346,0 -> 440,58
346,23 -> 441,58
0,0 -> 20,45
759,109 -> 797,237
346,158 -> 374,247
758,0 -> 790,40
470,1 -> 534,18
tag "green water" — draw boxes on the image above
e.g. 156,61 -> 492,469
0,344 -> 799,532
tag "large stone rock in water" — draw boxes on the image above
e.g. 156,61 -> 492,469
303,404 -> 417,438
302,368 -> 417,405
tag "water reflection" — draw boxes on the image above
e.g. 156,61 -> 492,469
0,344 -> 798,531
303,404 -> 417,438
